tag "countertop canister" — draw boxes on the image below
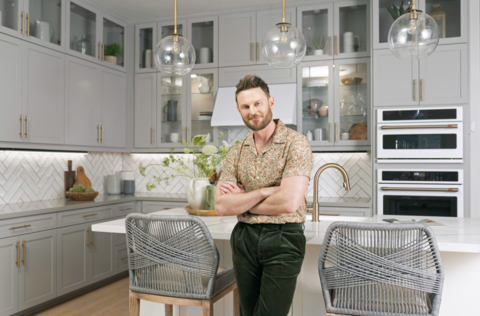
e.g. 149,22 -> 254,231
120,170 -> 134,193
124,180 -> 135,195
106,175 -> 121,195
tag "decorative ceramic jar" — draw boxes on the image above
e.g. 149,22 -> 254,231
120,170 -> 134,193
187,178 -> 210,209
124,180 -> 135,195
106,175 -> 121,195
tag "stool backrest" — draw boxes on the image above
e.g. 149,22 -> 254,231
126,214 -> 219,299
318,222 -> 444,316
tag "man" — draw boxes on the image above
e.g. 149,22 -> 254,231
215,75 -> 313,316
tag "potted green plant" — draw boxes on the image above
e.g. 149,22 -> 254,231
386,1 -> 411,21
138,133 -> 232,210
104,43 -> 123,65
313,34 -> 328,56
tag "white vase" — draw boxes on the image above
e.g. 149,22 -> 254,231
314,49 -> 324,55
187,178 -> 211,210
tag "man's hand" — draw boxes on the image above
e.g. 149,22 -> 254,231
218,181 -> 245,194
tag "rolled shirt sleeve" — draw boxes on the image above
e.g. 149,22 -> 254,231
282,135 -> 313,179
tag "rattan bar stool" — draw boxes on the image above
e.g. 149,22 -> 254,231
126,214 -> 239,316
318,222 -> 444,316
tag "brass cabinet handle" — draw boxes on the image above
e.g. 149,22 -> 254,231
381,124 -> 458,130
101,125 -> 104,143
102,42 -> 105,61
381,187 -> 458,192
10,224 -> 31,230
87,228 -> 90,248
91,231 -> 95,247
334,35 -> 338,55
251,43 -> 254,61
413,79 -> 417,101
186,127 -> 189,143
16,241 -> 20,268
182,127 -> 185,143
20,115 -> 24,138
421,79 -> 424,101
97,125 -> 100,143
21,11 -> 25,35
25,116 -> 28,139
335,122 -> 339,142
120,208 -> 132,211
27,13 -> 30,36
151,128 -> 154,145
22,240 -> 26,266
152,51 -> 155,68
83,213 -> 98,218
329,123 -> 332,142
121,256 -> 128,260
256,42 -> 259,61
329,36 -> 332,55
98,42 -> 101,60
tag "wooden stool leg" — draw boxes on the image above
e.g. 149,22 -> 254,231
202,300 -> 213,316
165,304 -> 173,316
233,288 -> 240,316
129,292 -> 140,316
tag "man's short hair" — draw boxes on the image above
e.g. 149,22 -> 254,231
235,75 -> 270,103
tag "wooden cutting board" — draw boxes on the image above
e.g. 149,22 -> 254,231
184,205 -> 218,216
64,160 -> 76,197
77,166 -> 92,188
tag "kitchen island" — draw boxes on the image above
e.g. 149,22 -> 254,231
93,208 -> 480,316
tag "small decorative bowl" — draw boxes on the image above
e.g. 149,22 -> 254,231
66,191 -> 99,201
341,77 -> 362,85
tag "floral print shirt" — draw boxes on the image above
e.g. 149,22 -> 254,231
219,119 -> 313,224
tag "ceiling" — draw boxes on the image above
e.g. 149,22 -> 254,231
90,0 -> 305,22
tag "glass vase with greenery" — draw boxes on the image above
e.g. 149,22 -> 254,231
138,133 -> 232,191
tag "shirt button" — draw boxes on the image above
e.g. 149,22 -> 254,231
256,176 -> 259,179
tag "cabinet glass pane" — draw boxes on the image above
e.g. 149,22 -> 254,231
0,0 -> 19,31
103,18 -> 124,67
338,4 -> 367,53
191,21 -> 214,64
161,24 -> 183,39
138,27 -> 153,69
425,0 -> 461,39
190,72 -> 214,142
378,0 -> 410,44
301,65 -> 330,141
338,62 -> 368,141
28,0 -> 62,46
160,76 -> 183,144
302,9 -> 330,56
382,134 -> 457,149
69,2 -> 96,57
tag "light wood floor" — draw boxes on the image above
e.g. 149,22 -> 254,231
33,277 -> 129,316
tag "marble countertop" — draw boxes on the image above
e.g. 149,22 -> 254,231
92,208 -> 480,254
0,193 -> 370,220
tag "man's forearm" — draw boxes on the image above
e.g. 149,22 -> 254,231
215,189 -> 266,216
249,191 -> 299,215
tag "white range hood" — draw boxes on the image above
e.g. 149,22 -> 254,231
211,83 -> 297,127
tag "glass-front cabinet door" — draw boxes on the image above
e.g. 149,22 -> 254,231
67,0 -> 100,62
334,0 -> 369,59
187,15 -> 218,68
0,0 -> 23,37
157,73 -> 186,148
135,23 -> 156,73
297,61 -> 334,148
334,58 -> 370,146
24,0 -> 65,51
187,68 -> 218,145
100,15 -> 125,70
373,0 -> 467,49
297,4 -> 334,61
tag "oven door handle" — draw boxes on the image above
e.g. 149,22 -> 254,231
381,187 -> 458,192
380,124 -> 458,130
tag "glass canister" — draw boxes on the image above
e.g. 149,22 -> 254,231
77,34 -> 91,55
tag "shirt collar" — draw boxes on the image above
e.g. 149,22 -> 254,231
243,119 -> 287,147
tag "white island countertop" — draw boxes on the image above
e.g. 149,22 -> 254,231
92,208 -> 480,254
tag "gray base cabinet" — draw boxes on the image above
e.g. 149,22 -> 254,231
0,237 -> 19,316
18,230 -> 56,311
89,223 -> 114,283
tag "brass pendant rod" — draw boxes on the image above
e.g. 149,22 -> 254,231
412,0 -> 416,10
282,0 -> 286,23
174,0 -> 177,34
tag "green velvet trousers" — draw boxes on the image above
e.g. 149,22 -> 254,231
230,221 -> 306,316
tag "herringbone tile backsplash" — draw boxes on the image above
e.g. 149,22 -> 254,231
0,149 -> 371,204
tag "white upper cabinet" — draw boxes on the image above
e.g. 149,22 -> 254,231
218,12 -> 256,67
23,42 -> 65,145
187,15 -> 218,69
100,68 -> 126,148
134,73 -> 157,148
135,22 -> 156,73
0,0 -> 66,52
373,0 -> 468,50
0,33 -> 23,143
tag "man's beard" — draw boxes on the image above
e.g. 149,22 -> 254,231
243,107 -> 273,131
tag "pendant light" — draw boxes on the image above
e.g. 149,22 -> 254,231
388,0 -> 439,59
154,0 -> 195,75
261,0 -> 306,68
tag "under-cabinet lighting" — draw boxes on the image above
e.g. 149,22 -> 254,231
1,149 -> 88,155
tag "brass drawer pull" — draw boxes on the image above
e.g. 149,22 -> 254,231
83,213 -> 98,218
22,240 -> 26,266
21,11 -> 25,35
16,241 -> 20,268
20,115 -> 24,138
101,125 -> 104,143
25,116 -> 29,138
256,42 -> 259,61
251,43 -> 254,61
121,256 -> 128,260
413,79 -> 417,101
381,187 -> 458,192
101,42 -> 105,61
381,124 -> 458,130
98,42 -> 101,60
335,122 -> 339,142
120,208 -> 133,211
92,231 -> 95,247
27,13 -> 30,36
87,228 -> 90,248
10,224 -> 31,230
97,125 -> 100,143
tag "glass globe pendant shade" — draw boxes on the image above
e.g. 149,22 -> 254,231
154,34 -> 196,76
262,23 -> 306,68
388,9 -> 439,59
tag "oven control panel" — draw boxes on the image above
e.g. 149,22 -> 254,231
381,171 -> 459,182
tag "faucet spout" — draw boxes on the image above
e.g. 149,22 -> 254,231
307,163 -> 350,222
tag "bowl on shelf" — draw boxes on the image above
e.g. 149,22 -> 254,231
341,77 -> 362,85
305,80 -> 328,88
66,191 -> 99,201
198,111 -> 212,121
